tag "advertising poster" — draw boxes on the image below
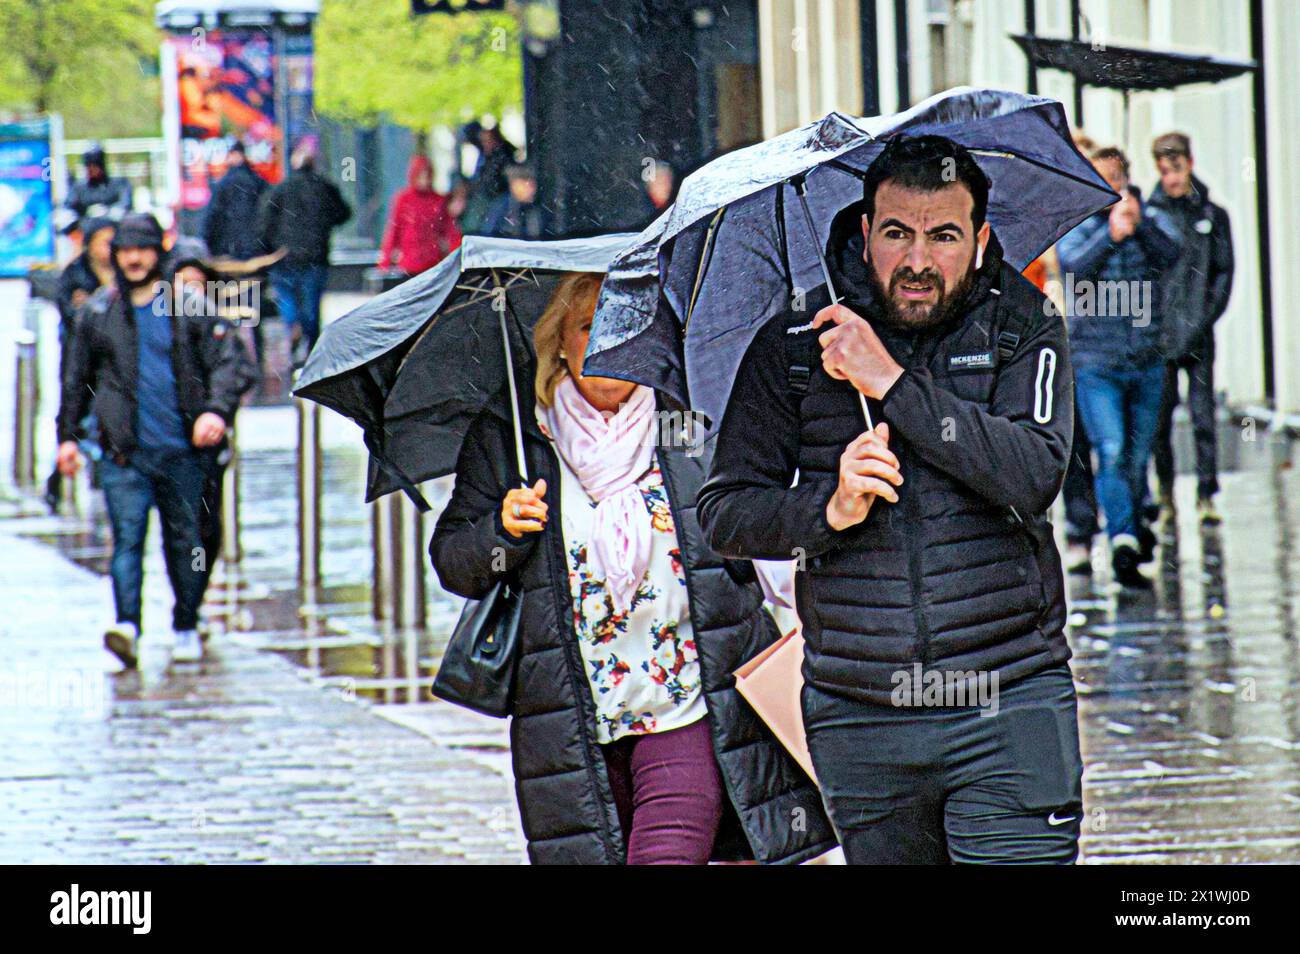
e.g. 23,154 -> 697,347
165,29 -> 314,214
0,119 -> 56,277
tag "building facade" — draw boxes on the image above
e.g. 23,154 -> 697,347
756,0 -> 1300,415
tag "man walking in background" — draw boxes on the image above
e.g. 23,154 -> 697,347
202,140 -> 268,263
1147,133 -> 1235,525
56,213 -> 255,668
63,143 -> 132,232
1057,146 -> 1181,590
257,137 -> 351,366
482,164 -> 549,240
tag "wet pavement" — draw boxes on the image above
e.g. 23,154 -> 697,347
1068,440 -> 1300,863
0,491 -> 524,864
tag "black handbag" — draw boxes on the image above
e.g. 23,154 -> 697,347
431,297 -> 531,718
430,578 -> 523,717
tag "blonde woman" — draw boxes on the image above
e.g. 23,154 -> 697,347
430,272 -> 831,865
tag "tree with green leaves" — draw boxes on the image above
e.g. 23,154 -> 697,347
314,0 -> 523,129
0,0 -> 160,138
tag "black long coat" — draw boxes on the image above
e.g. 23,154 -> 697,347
429,381 -> 834,865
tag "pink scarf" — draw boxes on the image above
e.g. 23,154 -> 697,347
543,377 -> 656,613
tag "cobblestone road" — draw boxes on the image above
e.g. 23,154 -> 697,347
0,519 -> 524,864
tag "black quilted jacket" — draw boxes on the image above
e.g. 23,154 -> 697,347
430,379 -> 834,865
699,215 -> 1075,706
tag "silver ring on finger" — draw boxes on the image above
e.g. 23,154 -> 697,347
512,504 -> 522,518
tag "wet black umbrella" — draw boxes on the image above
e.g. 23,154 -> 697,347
1010,33 -> 1257,146
293,234 -> 636,506
584,87 -> 1117,436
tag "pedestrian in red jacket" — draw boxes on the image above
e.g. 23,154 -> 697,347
378,155 -> 462,276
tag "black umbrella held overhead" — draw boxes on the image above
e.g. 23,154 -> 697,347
293,234 -> 637,507
584,87 -> 1119,438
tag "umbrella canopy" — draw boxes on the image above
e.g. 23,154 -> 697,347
1010,34 -> 1257,92
293,233 -> 636,503
584,87 -> 1117,434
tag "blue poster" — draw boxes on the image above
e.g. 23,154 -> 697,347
0,119 -> 55,277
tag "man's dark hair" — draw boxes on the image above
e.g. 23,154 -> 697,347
506,163 -> 536,182
1090,145 -> 1130,179
862,135 -> 991,230
229,139 -> 246,157
1152,131 -> 1192,162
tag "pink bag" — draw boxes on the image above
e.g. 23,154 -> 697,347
734,630 -> 817,784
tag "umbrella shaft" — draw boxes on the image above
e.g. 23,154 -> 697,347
791,178 -> 874,430
498,306 -> 530,486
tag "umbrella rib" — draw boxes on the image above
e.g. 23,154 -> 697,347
394,270 -> 531,377
981,148 -> 1118,197
682,207 -> 727,338
823,158 -> 868,181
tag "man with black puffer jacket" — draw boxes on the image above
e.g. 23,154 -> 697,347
57,213 -> 256,669
1147,132 -> 1234,526
698,136 -> 1082,864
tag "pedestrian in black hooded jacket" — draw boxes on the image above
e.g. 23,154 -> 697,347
57,213 -> 256,669
698,136 -> 1082,864
202,141 -> 268,261
1147,133 -> 1235,522
256,139 -> 351,360
430,273 -> 833,866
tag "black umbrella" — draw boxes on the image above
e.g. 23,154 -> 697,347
584,87 -> 1117,438
1011,34 -> 1256,91
1010,33 -> 1257,146
293,234 -> 636,507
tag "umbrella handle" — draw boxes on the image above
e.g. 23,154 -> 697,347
789,175 -> 875,431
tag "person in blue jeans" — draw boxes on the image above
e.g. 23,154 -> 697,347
1057,147 -> 1181,589
257,138 -> 351,366
269,260 -> 329,364
57,214 -> 255,667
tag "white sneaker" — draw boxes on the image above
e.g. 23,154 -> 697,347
104,622 -> 140,669
172,628 -> 203,663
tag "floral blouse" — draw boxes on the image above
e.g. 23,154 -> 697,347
541,421 -> 706,743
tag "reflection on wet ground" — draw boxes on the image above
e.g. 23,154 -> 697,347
1067,440 -> 1300,862
22,424 -> 1300,863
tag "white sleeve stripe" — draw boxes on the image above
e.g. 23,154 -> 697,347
1033,347 -> 1057,424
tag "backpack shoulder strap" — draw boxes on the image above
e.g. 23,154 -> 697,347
990,275 -> 1040,370
777,182 -> 817,399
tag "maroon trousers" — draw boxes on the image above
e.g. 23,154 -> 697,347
600,717 -> 724,865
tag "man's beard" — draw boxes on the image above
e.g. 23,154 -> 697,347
867,256 -> 976,333
118,265 -> 161,291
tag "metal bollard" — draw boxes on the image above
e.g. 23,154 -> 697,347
296,396 -> 322,598
371,491 -> 425,629
13,329 -> 38,489
371,496 -> 393,621
221,430 -> 242,569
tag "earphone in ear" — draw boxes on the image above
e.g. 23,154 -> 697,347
975,244 -> 985,271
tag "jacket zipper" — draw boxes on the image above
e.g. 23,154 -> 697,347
901,335 -> 944,667
657,444 -> 751,859
533,429 -> 625,865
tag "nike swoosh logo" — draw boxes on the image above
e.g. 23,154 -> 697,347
1047,812 -> 1078,826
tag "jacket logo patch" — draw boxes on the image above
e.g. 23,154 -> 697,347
948,350 -> 995,372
